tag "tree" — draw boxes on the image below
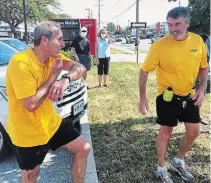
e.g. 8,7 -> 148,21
188,0 -> 210,35
106,22 -> 116,33
0,0 -> 66,38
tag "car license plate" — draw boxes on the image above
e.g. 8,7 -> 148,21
73,100 -> 84,116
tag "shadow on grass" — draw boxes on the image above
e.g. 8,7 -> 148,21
90,117 -> 210,183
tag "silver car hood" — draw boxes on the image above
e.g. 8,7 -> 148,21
0,65 -> 7,86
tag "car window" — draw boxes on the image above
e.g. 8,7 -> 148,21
0,42 -> 18,65
2,39 -> 29,51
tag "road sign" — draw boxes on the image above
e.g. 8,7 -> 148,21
131,22 -> 146,28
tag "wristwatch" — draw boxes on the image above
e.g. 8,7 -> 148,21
61,74 -> 71,83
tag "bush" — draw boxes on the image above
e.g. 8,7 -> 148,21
60,50 -> 96,67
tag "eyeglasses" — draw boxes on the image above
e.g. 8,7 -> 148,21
82,30 -> 87,32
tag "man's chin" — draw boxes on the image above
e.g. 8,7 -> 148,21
170,34 -> 184,41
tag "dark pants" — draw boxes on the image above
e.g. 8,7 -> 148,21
98,57 -> 110,75
77,54 -> 91,71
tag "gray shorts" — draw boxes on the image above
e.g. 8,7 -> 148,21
77,54 -> 91,71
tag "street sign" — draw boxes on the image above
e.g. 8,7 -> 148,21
131,22 -> 147,28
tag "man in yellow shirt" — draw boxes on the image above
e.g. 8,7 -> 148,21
139,7 -> 208,183
6,21 -> 90,183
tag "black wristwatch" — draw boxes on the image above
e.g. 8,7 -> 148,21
61,74 -> 71,83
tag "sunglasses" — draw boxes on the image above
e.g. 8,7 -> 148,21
82,30 -> 87,32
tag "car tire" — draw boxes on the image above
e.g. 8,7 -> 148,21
74,120 -> 81,133
0,123 -> 10,161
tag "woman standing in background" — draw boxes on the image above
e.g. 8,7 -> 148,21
95,28 -> 115,87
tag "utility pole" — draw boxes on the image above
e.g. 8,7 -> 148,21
179,0 -> 181,7
85,8 -> 91,19
136,0 -> 139,63
98,0 -> 101,29
23,0 -> 28,45
95,0 -> 103,29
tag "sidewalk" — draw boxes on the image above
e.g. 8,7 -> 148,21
110,45 -> 147,63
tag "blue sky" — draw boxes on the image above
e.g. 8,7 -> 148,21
58,0 -> 189,27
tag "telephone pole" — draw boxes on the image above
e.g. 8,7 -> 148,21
96,0 -> 103,29
136,0 -> 139,63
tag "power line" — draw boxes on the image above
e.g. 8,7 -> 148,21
112,1 -> 136,20
112,0 -> 124,8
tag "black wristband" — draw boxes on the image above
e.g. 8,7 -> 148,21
61,74 -> 71,83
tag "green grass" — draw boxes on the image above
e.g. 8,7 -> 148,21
86,62 -> 210,183
130,48 -> 149,53
110,48 -> 129,54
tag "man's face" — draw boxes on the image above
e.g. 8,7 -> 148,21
42,30 -> 64,57
167,17 -> 190,41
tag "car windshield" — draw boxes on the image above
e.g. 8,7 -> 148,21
2,39 -> 29,51
0,42 -> 19,65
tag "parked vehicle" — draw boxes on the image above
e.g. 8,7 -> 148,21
125,35 -> 136,43
150,34 -> 165,44
0,38 -> 88,161
114,35 -> 123,42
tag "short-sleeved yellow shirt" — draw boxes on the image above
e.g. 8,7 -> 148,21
6,49 -> 71,147
142,32 -> 208,96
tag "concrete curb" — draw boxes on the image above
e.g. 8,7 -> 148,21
80,114 -> 99,183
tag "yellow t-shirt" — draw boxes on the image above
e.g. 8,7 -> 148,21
6,49 -> 71,147
142,32 -> 208,96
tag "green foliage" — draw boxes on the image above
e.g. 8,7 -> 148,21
106,22 -> 116,33
0,0 -> 69,38
188,0 -> 210,35
60,50 -> 96,67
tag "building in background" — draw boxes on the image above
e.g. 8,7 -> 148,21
0,22 -> 35,41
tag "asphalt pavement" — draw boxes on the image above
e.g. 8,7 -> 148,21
0,113 -> 98,183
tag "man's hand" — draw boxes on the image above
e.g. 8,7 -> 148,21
50,57 -> 63,78
49,78 -> 69,102
75,57 -> 80,62
139,96 -> 149,115
96,58 -> 99,65
192,88 -> 205,106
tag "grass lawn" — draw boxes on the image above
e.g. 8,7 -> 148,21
86,62 -> 210,183
110,48 -> 129,54
130,48 -> 149,53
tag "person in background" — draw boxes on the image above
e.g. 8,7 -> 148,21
71,27 -> 91,82
139,7 -> 208,183
95,28 -> 115,87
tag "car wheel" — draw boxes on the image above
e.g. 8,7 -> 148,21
0,124 -> 9,161
74,120 -> 81,133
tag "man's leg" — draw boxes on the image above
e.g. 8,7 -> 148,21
63,136 -> 91,183
177,123 -> 200,159
156,125 -> 173,167
21,165 -> 40,183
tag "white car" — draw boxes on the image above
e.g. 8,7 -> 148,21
0,38 -> 88,161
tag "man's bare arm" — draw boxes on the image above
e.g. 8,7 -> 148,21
139,69 -> 149,98
22,74 -> 58,112
71,47 -> 79,62
63,60 -> 87,80
198,67 -> 208,92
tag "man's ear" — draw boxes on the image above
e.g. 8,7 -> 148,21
41,36 -> 49,45
185,20 -> 190,28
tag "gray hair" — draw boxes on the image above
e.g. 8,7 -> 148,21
33,21 -> 61,46
166,7 -> 190,21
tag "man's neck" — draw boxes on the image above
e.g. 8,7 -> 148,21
32,47 -> 49,63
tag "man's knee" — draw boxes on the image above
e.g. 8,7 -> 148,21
65,136 -> 91,156
185,124 -> 200,140
158,126 -> 173,140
